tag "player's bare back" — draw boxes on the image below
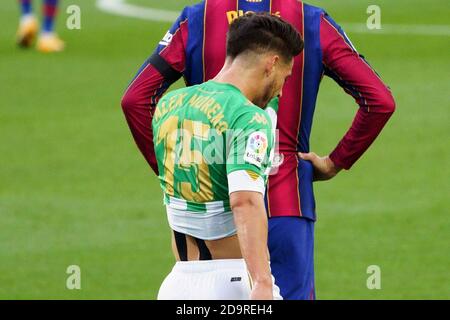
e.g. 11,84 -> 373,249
171,233 -> 242,261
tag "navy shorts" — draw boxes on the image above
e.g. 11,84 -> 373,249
268,216 -> 315,300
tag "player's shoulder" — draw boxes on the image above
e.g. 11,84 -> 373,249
230,103 -> 272,131
179,0 -> 206,20
303,2 -> 326,14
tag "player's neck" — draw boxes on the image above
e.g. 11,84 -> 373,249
213,58 -> 262,105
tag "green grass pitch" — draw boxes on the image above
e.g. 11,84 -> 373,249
0,0 -> 448,299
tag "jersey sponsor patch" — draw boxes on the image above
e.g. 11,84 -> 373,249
159,31 -> 173,46
244,131 -> 268,168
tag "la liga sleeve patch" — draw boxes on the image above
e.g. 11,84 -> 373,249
243,131 -> 268,168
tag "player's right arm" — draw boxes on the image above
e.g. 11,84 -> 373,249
121,10 -> 188,174
227,109 -> 275,300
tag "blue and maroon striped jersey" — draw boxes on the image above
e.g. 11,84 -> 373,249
121,0 -> 395,220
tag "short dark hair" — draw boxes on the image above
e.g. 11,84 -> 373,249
226,13 -> 304,62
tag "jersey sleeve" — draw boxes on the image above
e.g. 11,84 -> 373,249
226,108 -> 275,179
121,9 -> 189,174
320,12 -> 396,169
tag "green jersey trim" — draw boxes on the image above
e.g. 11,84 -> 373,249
164,194 -> 231,214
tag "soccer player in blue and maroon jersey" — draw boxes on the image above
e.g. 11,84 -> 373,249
17,0 -> 64,52
121,0 -> 396,300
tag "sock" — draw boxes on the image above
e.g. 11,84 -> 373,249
19,0 -> 33,16
42,0 -> 59,33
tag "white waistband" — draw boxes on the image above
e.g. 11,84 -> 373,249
166,205 -> 236,240
172,259 -> 246,273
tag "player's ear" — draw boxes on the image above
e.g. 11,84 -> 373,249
265,55 -> 279,77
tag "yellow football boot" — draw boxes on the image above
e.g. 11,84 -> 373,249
17,15 -> 39,48
37,33 -> 65,53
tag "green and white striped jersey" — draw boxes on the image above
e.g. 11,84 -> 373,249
153,80 -> 277,217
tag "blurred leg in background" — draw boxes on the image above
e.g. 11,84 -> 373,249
38,0 -> 65,52
17,0 -> 65,52
17,0 -> 38,48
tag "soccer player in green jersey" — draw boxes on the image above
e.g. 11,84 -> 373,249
153,13 -> 303,300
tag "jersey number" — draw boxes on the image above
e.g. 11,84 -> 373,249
157,116 -> 214,202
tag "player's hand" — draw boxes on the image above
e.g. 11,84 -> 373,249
250,280 -> 274,300
298,152 -> 342,181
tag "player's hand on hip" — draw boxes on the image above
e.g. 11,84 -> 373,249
250,280 -> 274,300
298,152 -> 342,181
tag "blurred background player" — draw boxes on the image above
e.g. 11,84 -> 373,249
121,0 -> 396,299
16,0 -> 64,52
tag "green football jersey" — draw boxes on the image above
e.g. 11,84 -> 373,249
152,80 -> 276,213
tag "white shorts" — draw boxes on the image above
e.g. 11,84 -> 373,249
157,259 -> 283,300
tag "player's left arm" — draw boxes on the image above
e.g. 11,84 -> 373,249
121,11 -> 188,174
227,110 -> 275,299
302,12 -> 396,180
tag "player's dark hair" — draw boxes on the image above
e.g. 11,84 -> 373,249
226,13 -> 304,63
